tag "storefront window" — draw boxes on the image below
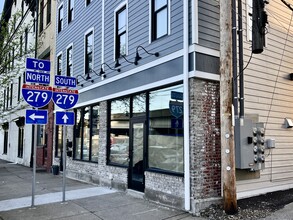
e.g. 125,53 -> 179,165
109,98 -> 130,165
132,93 -> 146,117
148,84 -> 184,173
74,105 -> 100,162
91,105 -> 99,162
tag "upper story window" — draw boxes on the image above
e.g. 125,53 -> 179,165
39,0 -> 44,32
24,28 -> 28,53
19,35 -> 23,57
67,46 -> 73,76
68,0 -> 74,23
85,30 -> 93,74
151,0 -> 169,41
58,4 -> 64,33
115,6 -> 127,59
57,53 -> 62,75
47,0 -> 52,25
86,0 -> 92,6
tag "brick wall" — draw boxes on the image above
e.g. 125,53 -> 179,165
189,78 -> 221,213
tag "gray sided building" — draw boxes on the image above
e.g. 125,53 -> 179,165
54,0 -> 220,213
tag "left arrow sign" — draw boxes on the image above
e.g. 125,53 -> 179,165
26,109 -> 48,125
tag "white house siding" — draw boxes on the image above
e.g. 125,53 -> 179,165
237,0 -> 293,198
0,1 -> 35,166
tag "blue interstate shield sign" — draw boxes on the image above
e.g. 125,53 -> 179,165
169,101 -> 183,118
22,84 -> 52,108
52,88 -> 79,110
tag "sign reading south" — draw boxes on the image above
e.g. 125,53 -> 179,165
55,75 -> 77,88
53,88 -> 79,110
22,84 -> 53,108
26,109 -> 48,125
26,71 -> 50,84
55,111 -> 75,126
26,57 -> 50,73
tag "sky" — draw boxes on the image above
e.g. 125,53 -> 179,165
0,0 -> 3,15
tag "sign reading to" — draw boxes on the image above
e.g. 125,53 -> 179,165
52,88 -> 79,110
25,109 -> 48,125
26,57 -> 50,72
55,75 -> 77,88
26,71 -> 50,84
55,111 -> 75,125
169,101 -> 183,118
22,84 -> 53,108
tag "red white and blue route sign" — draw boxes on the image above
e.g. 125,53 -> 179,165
22,84 -> 53,108
52,88 -> 79,110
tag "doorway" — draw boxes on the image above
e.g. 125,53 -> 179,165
128,118 -> 146,192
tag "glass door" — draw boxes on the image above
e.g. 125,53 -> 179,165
128,119 -> 145,192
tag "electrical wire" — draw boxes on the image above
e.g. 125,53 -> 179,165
263,10 -> 293,131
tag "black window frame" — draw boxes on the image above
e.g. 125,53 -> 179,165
106,83 -> 184,176
86,0 -> 92,6
66,46 -> 73,77
47,0 -> 51,25
17,127 -> 24,158
57,53 -> 62,75
68,0 -> 74,23
3,129 -> 8,155
24,28 -> 28,53
55,125 -> 63,158
151,0 -> 168,41
85,31 -> 93,74
58,5 -> 64,33
17,76 -> 21,102
10,83 -> 13,107
39,0 -> 44,33
115,6 -> 127,59
73,104 -> 99,162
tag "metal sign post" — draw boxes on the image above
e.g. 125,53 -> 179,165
62,122 -> 66,202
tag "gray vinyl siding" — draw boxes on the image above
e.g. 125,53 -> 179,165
198,0 -> 220,50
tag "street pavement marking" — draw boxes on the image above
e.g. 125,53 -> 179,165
0,187 -> 116,212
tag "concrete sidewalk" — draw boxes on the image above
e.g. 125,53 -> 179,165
0,160 -> 202,220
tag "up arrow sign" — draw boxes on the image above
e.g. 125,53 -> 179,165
56,111 -> 75,126
62,114 -> 69,123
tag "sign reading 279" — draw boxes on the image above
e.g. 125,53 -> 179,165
22,84 -> 53,108
52,88 -> 79,110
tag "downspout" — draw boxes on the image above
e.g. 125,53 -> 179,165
183,0 -> 190,211
101,0 -> 104,63
232,0 -> 238,120
238,0 -> 244,120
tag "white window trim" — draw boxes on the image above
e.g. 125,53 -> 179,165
113,1 -> 128,61
66,43 -> 74,77
192,0 -> 198,44
149,0 -> 171,43
56,51 -> 63,76
58,3 -> 64,32
247,0 -> 252,41
84,27 -> 95,74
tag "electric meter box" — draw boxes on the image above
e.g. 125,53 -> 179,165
235,118 -> 265,171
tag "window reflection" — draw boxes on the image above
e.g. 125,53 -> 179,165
109,98 -> 130,165
148,84 -> 183,173
91,105 -> 99,162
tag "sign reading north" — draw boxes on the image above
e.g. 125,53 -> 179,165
26,71 -> 50,84
26,57 -> 50,73
55,111 -> 75,125
22,84 -> 53,108
25,109 -> 48,125
52,88 -> 79,110
55,75 -> 77,88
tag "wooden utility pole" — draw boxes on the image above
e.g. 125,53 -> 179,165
220,0 -> 238,215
